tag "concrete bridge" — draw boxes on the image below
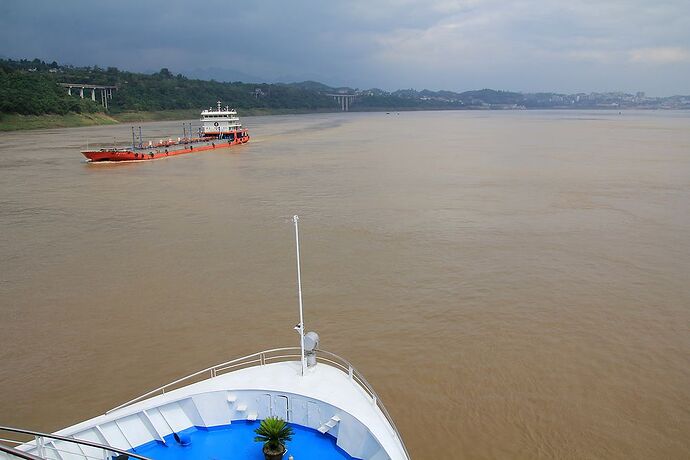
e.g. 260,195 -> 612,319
59,83 -> 117,109
326,93 -> 357,111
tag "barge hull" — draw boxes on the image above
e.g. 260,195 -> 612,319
81,136 -> 249,162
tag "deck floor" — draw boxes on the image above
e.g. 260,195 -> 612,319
132,421 -> 357,460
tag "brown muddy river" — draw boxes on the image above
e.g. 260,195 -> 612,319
1,110 -> 689,458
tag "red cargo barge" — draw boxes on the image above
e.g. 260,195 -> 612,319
82,101 -> 249,162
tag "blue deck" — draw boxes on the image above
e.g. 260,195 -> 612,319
132,422 -> 358,460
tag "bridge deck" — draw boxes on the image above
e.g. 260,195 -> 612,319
59,83 -> 117,89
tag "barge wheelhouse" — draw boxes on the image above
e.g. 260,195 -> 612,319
201,101 -> 249,142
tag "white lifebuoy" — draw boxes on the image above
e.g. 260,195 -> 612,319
214,122 -> 219,127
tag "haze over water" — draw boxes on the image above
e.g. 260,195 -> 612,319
1,110 -> 689,458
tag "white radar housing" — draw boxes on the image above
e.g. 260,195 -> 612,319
304,331 -> 320,367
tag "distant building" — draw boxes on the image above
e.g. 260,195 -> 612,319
636,91 -> 645,99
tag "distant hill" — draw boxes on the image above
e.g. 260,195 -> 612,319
0,58 -> 339,116
284,81 -> 336,92
459,89 -> 523,105
2,58 -> 689,119
185,67 -> 268,84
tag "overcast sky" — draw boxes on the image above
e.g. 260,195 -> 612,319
2,0 -> 689,95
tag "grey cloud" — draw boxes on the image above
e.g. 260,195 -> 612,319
1,0 -> 688,95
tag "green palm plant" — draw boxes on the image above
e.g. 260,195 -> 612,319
254,417 -> 294,459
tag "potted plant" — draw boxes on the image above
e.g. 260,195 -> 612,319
254,416 -> 294,460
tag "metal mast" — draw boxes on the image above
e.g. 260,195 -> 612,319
293,215 -> 306,376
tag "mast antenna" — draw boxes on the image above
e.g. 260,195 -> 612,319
293,215 -> 306,376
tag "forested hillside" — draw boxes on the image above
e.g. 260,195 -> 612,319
3,58 -> 687,121
0,60 -> 101,115
0,58 -> 339,116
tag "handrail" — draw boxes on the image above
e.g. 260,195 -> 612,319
106,347 -> 300,413
0,444 -> 43,460
104,347 -> 409,459
316,349 -> 409,458
0,426 -> 151,460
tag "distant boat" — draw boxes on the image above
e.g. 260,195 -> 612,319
81,101 -> 249,162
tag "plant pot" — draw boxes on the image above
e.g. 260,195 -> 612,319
262,444 -> 286,460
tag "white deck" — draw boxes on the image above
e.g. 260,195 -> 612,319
23,360 -> 408,460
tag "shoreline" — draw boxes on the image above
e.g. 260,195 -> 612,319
0,106 -> 683,132
0,108 -> 339,132
0,112 -> 120,131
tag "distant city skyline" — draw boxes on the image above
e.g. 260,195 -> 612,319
1,0 -> 689,96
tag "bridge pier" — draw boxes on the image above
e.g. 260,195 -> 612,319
60,83 -> 117,109
328,93 -> 356,112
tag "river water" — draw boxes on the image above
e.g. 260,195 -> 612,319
1,110 -> 689,458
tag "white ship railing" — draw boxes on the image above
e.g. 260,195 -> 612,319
106,347 -> 409,459
0,426 -> 151,460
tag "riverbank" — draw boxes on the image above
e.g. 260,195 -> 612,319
0,112 -> 120,131
0,108 -> 341,131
